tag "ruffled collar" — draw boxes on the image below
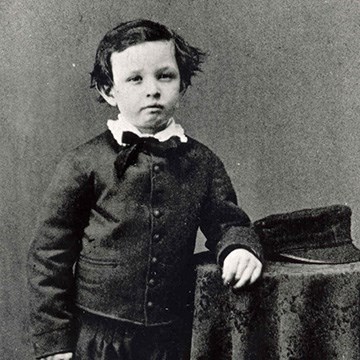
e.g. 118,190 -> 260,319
107,114 -> 188,146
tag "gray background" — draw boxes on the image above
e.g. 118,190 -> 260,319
2,0 -> 360,358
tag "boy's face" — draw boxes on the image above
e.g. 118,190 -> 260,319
103,40 -> 181,134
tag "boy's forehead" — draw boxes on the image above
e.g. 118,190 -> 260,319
111,40 -> 177,71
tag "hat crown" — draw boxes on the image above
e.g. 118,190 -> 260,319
253,205 -> 358,263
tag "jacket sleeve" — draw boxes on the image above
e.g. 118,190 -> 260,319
200,153 -> 263,266
27,152 -> 92,359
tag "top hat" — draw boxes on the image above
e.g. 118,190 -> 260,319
253,205 -> 360,264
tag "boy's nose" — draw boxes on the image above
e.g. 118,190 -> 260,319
147,91 -> 160,99
145,79 -> 161,98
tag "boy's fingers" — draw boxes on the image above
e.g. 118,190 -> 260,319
249,263 -> 262,284
222,257 -> 239,285
222,266 -> 237,285
222,250 -> 263,286
233,264 -> 254,289
234,257 -> 250,282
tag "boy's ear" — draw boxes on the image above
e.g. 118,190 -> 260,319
97,85 -> 117,107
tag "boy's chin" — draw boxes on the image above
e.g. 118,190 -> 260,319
138,118 -> 170,134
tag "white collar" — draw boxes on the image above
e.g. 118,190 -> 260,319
107,114 -> 188,146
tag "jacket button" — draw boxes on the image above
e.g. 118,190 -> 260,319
147,301 -> 154,308
149,278 -> 156,286
153,164 -> 161,173
151,257 -> 158,264
153,233 -> 161,242
153,209 -> 161,218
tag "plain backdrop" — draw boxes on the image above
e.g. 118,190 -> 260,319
2,0 -> 360,358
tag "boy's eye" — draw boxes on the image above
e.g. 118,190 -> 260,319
127,75 -> 142,82
158,72 -> 176,80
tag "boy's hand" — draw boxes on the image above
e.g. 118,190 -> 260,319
222,249 -> 262,289
40,353 -> 73,360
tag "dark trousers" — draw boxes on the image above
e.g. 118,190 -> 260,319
74,311 -> 188,360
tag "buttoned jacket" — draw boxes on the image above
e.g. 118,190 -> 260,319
28,130 -> 263,358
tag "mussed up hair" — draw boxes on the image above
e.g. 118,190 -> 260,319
90,19 -> 206,102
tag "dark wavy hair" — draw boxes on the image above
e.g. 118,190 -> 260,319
90,19 -> 206,102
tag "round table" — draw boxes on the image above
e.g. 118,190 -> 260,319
190,252 -> 360,360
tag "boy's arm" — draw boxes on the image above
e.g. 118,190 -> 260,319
200,153 -> 263,285
27,153 -> 92,359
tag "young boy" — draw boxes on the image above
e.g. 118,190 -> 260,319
28,19 -> 263,360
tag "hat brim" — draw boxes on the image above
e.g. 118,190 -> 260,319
276,243 -> 360,264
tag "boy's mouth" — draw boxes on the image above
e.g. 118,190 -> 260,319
141,104 -> 164,111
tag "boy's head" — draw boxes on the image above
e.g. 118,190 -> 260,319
91,19 -> 205,98
90,19 -> 205,134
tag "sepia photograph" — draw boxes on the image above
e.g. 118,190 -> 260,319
2,0 -> 360,359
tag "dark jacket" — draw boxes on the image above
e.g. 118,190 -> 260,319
27,130 -> 263,358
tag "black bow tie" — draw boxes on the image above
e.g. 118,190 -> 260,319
114,132 -> 181,179
121,131 -> 180,151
